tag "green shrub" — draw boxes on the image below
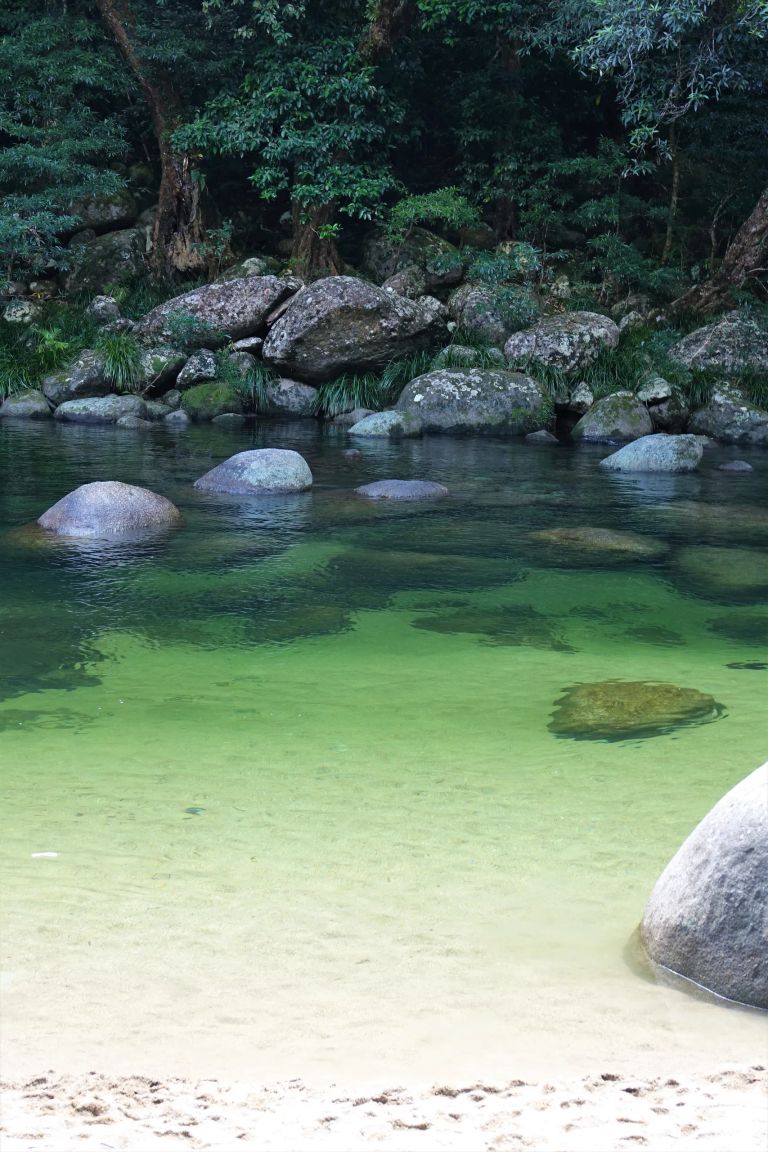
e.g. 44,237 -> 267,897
387,187 -> 479,242
164,309 -> 225,352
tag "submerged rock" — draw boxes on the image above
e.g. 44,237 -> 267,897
38,481 -> 181,537
671,545 -> 768,601
194,449 -> 313,494
707,613 -> 768,646
412,604 -> 573,651
355,479 -> 448,501
572,392 -> 653,443
397,368 -> 546,435
0,390 -> 51,420
504,311 -> 619,373
651,501 -> 768,542
525,429 -> 558,444
549,680 -> 722,741
718,460 -> 753,473
641,762 -> 768,1008
599,434 -> 703,473
530,526 -> 667,564
326,547 -> 515,594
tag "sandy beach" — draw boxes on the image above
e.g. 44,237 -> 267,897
1,1065 -> 765,1152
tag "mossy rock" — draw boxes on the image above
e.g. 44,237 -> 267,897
529,526 -> 668,565
412,605 -> 573,651
181,381 -> 244,421
671,545 -> 768,602
549,680 -> 723,741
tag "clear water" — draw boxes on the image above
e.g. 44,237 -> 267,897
1,419 -> 766,1083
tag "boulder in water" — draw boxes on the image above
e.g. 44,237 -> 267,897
38,481 -> 181,537
599,434 -> 703,473
549,680 -> 722,740
54,394 -> 147,424
530,526 -> 668,564
671,545 -> 768,601
397,368 -> 546,435
641,763 -> 768,1008
350,410 -> 422,438
194,449 -> 313,494
572,391 -> 653,443
0,390 -> 51,420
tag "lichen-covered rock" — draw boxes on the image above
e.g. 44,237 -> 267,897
349,410 -> 422,438
397,368 -> 546,435
38,480 -> 180,537
332,407 -> 375,426
68,190 -> 138,234
86,295 -> 122,325
530,526 -> 668,563
672,545 -> 768,601
0,391 -> 51,420
64,228 -> 146,295
571,391 -> 653,443
42,350 -> 110,406
382,264 -> 427,299
138,346 -> 185,392
362,226 -> 464,292
447,283 -> 538,348
262,276 -> 447,382
355,479 -> 448,501
162,389 -> 182,411
599,434 -> 703,473
134,276 -> 293,347
668,312 -> 768,376
264,378 -> 318,417
194,449 -> 312,494
641,763 -> 768,1009
504,311 -> 619,373
2,300 -> 43,324
215,255 -> 279,282
143,401 -> 172,421
180,382 -> 243,422
549,680 -> 722,740
637,374 -> 690,432
688,384 -> 768,445
164,409 -> 191,427
176,349 -> 218,390
54,394 -> 147,424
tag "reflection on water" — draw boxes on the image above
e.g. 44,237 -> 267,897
1,418 -> 766,1081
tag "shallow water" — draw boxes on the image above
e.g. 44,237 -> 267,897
1,419 -> 766,1083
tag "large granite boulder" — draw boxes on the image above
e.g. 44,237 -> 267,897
688,384 -> 768,445
264,378 -> 318,417
134,276 -> 293,347
668,313 -> 768,376
642,763 -> 768,1009
54,394 -> 147,424
38,481 -> 180,537
599,434 -> 703,473
362,226 -> 464,292
42,350 -> 109,406
64,228 -> 146,295
504,311 -> 619,373
262,276 -> 446,383
447,284 -> 539,348
571,391 -> 653,443
349,410 -> 422,438
176,350 -> 218,390
355,479 -> 448,501
396,368 -> 546,435
0,390 -> 51,420
194,449 -> 312,494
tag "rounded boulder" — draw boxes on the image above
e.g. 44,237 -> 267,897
194,449 -> 313,494
38,481 -> 181,537
355,480 -> 448,501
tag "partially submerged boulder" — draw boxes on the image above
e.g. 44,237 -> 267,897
504,311 -> 619,373
397,368 -> 546,435
571,391 -> 653,443
599,434 -> 703,473
181,382 -> 243,422
641,762 -> 768,1009
668,313 -> 768,377
549,680 -> 722,740
355,479 -> 448,501
262,276 -> 446,382
688,384 -> 768,445
349,410 -> 421,438
194,449 -> 312,494
0,390 -> 51,420
134,276 -> 293,347
54,394 -> 147,424
38,481 -> 180,537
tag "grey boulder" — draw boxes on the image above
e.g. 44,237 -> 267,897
0,390 -> 51,420
176,349 -> 218,390
349,410 -> 422,438
264,378 -> 318,417
42,350 -> 110,406
572,391 -> 653,443
194,449 -> 312,494
718,460 -> 753,473
689,384 -> 768,445
164,409 -> 191,428
262,276 -> 446,383
504,311 -> 619,373
447,283 -> 521,348
397,368 -> 547,435
641,762 -> 768,1009
362,226 -> 464,292
599,434 -> 703,473
64,228 -> 146,295
668,313 -> 768,377
54,394 -> 147,424
38,480 -> 180,537
86,295 -> 122,325
355,479 -> 448,501
68,190 -> 138,234
332,407 -> 375,426
526,429 -> 558,444
134,276 -> 294,347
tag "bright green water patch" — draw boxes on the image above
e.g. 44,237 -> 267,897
1,421 -> 766,1082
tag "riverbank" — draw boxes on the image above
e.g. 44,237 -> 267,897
2,1066 -> 765,1151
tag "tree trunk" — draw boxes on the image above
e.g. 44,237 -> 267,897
672,183 -> 768,314
95,0 -> 207,278
290,203 -> 343,279
661,125 -> 680,266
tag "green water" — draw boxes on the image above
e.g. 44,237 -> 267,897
1,420 -> 766,1082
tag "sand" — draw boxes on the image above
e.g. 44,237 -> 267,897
1,1066 -> 765,1152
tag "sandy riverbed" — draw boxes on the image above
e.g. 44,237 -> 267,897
1,1065 -> 765,1151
